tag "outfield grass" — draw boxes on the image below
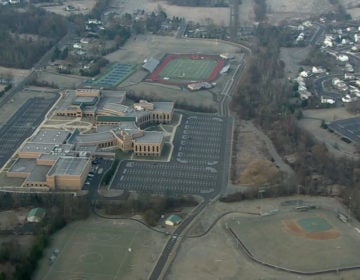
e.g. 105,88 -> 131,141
158,58 -> 217,81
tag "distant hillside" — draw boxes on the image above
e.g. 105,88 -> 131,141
166,0 -> 229,7
0,6 -> 67,69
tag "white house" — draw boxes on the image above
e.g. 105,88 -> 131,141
321,96 -> 335,104
337,54 -> 349,62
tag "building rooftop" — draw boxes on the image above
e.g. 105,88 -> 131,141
166,214 -> 182,224
8,158 -> 36,173
48,157 -> 89,176
118,122 -> 138,130
96,115 -> 136,123
20,143 -> 57,154
30,129 -> 71,144
27,208 -> 46,220
133,131 -> 164,144
75,131 -> 115,144
74,144 -> 98,153
100,103 -> 133,115
152,102 -> 174,113
26,165 -> 52,182
96,91 -> 126,110
143,57 -> 160,73
73,96 -> 98,106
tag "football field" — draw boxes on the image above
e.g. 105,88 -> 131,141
158,57 -> 218,81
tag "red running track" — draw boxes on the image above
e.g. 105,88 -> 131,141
146,54 -> 225,85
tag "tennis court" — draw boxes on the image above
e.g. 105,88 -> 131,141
87,63 -> 136,88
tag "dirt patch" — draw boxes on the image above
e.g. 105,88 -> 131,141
239,159 -> 279,185
283,219 -> 340,240
0,208 -> 28,230
231,120 -> 270,184
34,0 -> 96,16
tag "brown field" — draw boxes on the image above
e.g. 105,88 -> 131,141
168,196 -> 360,279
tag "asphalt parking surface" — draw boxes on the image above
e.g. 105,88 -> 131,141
328,117 -> 360,143
0,96 -> 57,168
110,113 -> 232,198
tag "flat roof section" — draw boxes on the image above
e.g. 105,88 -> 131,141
72,96 -> 98,106
26,165 -> 52,182
75,131 -> 114,144
8,158 -> 36,173
328,117 -> 360,143
20,143 -> 56,154
143,57 -> 160,73
31,129 -> 71,144
153,102 -> 174,113
48,157 -> 89,176
100,103 -> 133,115
134,131 -> 164,144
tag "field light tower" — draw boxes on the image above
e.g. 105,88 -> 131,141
229,0 -> 240,40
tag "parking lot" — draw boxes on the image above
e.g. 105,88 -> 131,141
0,96 -> 57,168
110,114 -> 232,197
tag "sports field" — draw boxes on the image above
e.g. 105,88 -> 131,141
86,63 -> 136,88
147,54 -> 224,85
35,217 -> 164,280
229,207 -> 360,272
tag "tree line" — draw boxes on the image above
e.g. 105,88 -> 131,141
0,192 -> 90,280
230,23 -> 360,219
0,5 -> 67,68
97,193 -> 198,226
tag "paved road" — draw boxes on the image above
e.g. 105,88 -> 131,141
149,43 -> 250,280
310,23 -> 325,46
149,200 -> 208,280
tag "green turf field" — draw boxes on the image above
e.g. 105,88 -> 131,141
158,58 -> 217,81
298,217 -> 332,232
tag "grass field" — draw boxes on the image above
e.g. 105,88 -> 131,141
35,217 -> 162,280
229,208 -> 360,272
158,58 -> 217,81
298,217 -> 332,232
147,54 -> 224,85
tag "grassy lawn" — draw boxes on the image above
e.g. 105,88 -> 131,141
115,149 -> 133,161
34,218 -> 150,280
0,172 -> 25,187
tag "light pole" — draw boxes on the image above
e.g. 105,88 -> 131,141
348,196 -> 352,219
